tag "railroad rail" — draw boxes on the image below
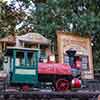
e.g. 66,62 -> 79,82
0,90 -> 100,100
0,79 -> 100,99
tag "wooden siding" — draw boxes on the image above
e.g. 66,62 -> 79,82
57,31 -> 94,79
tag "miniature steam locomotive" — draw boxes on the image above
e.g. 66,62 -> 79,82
1,47 -> 81,91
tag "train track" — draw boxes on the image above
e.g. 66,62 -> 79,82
0,79 -> 100,99
0,90 -> 99,100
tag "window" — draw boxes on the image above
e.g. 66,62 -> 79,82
81,56 -> 89,70
27,52 -> 34,66
15,51 -> 34,67
15,51 -> 24,66
64,54 -> 70,66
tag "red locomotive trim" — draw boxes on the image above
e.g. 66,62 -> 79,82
56,79 -> 69,91
38,63 -> 72,75
71,78 -> 81,88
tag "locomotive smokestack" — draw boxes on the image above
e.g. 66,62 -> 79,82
66,49 -> 76,67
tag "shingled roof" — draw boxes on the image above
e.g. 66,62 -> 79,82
0,35 -> 16,44
17,32 -> 51,45
0,33 -> 50,46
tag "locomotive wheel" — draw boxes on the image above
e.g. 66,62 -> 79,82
55,79 -> 69,91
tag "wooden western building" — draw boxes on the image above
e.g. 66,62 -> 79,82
0,35 -> 16,52
57,31 -> 94,79
16,32 -> 51,58
0,33 -> 51,59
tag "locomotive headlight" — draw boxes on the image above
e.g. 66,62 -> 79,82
71,78 -> 81,88
49,55 -> 55,62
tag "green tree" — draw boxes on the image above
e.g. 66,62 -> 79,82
0,0 -> 27,37
93,33 -> 100,68
1,0 -> 100,68
32,0 -> 100,68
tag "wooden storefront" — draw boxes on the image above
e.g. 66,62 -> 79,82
57,31 -> 94,79
16,32 -> 51,59
0,33 -> 51,59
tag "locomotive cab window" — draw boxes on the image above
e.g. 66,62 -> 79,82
15,51 -> 24,66
15,50 -> 34,67
27,52 -> 34,66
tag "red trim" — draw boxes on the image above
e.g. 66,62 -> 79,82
38,63 -> 72,75
22,85 -> 30,91
56,79 -> 69,91
72,78 -> 81,88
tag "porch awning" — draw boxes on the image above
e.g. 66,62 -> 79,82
17,32 -> 51,45
0,35 -> 16,44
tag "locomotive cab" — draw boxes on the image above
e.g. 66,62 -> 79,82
4,47 -> 39,86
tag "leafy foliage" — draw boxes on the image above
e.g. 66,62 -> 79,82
93,33 -> 100,68
0,0 -> 27,37
0,0 -> 100,68
33,0 -> 100,68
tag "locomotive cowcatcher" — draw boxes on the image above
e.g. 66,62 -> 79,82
1,47 -> 81,91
